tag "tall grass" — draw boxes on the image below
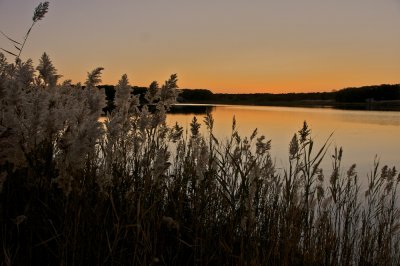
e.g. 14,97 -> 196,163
1,53 -> 400,265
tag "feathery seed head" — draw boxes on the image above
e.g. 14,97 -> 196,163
256,135 -> 271,155
145,81 -> 160,103
204,111 -> 214,131
85,67 -> 104,87
298,121 -> 310,143
37,53 -> 60,87
170,122 -> 183,143
33,2 -> 49,22
347,164 -> 357,178
190,116 -> 201,137
289,134 -> 299,160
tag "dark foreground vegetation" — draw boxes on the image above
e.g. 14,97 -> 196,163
1,53 -> 400,265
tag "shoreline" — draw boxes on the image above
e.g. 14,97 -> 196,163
175,99 -> 400,112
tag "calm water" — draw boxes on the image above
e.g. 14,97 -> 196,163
167,104 -> 400,180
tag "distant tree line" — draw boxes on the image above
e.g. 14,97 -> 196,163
334,84 -> 400,103
98,84 -> 400,112
211,92 -> 333,105
178,89 -> 214,102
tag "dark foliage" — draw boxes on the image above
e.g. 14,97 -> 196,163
335,84 -> 400,103
178,89 -> 214,102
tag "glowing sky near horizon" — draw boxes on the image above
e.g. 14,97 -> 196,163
1,0 -> 400,93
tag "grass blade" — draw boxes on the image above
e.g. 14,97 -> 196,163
0,48 -> 18,57
0,30 -> 22,45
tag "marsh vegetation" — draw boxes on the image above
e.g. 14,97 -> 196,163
1,53 -> 400,265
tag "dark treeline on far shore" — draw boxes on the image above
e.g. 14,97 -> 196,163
99,84 -> 400,112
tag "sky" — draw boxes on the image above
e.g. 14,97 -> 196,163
0,0 -> 400,93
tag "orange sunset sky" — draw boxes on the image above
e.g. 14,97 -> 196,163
1,0 -> 400,93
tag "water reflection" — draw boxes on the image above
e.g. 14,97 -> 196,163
332,110 -> 400,126
168,104 -> 215,115
332,104 -> 400,112
170,104 -> 400,126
